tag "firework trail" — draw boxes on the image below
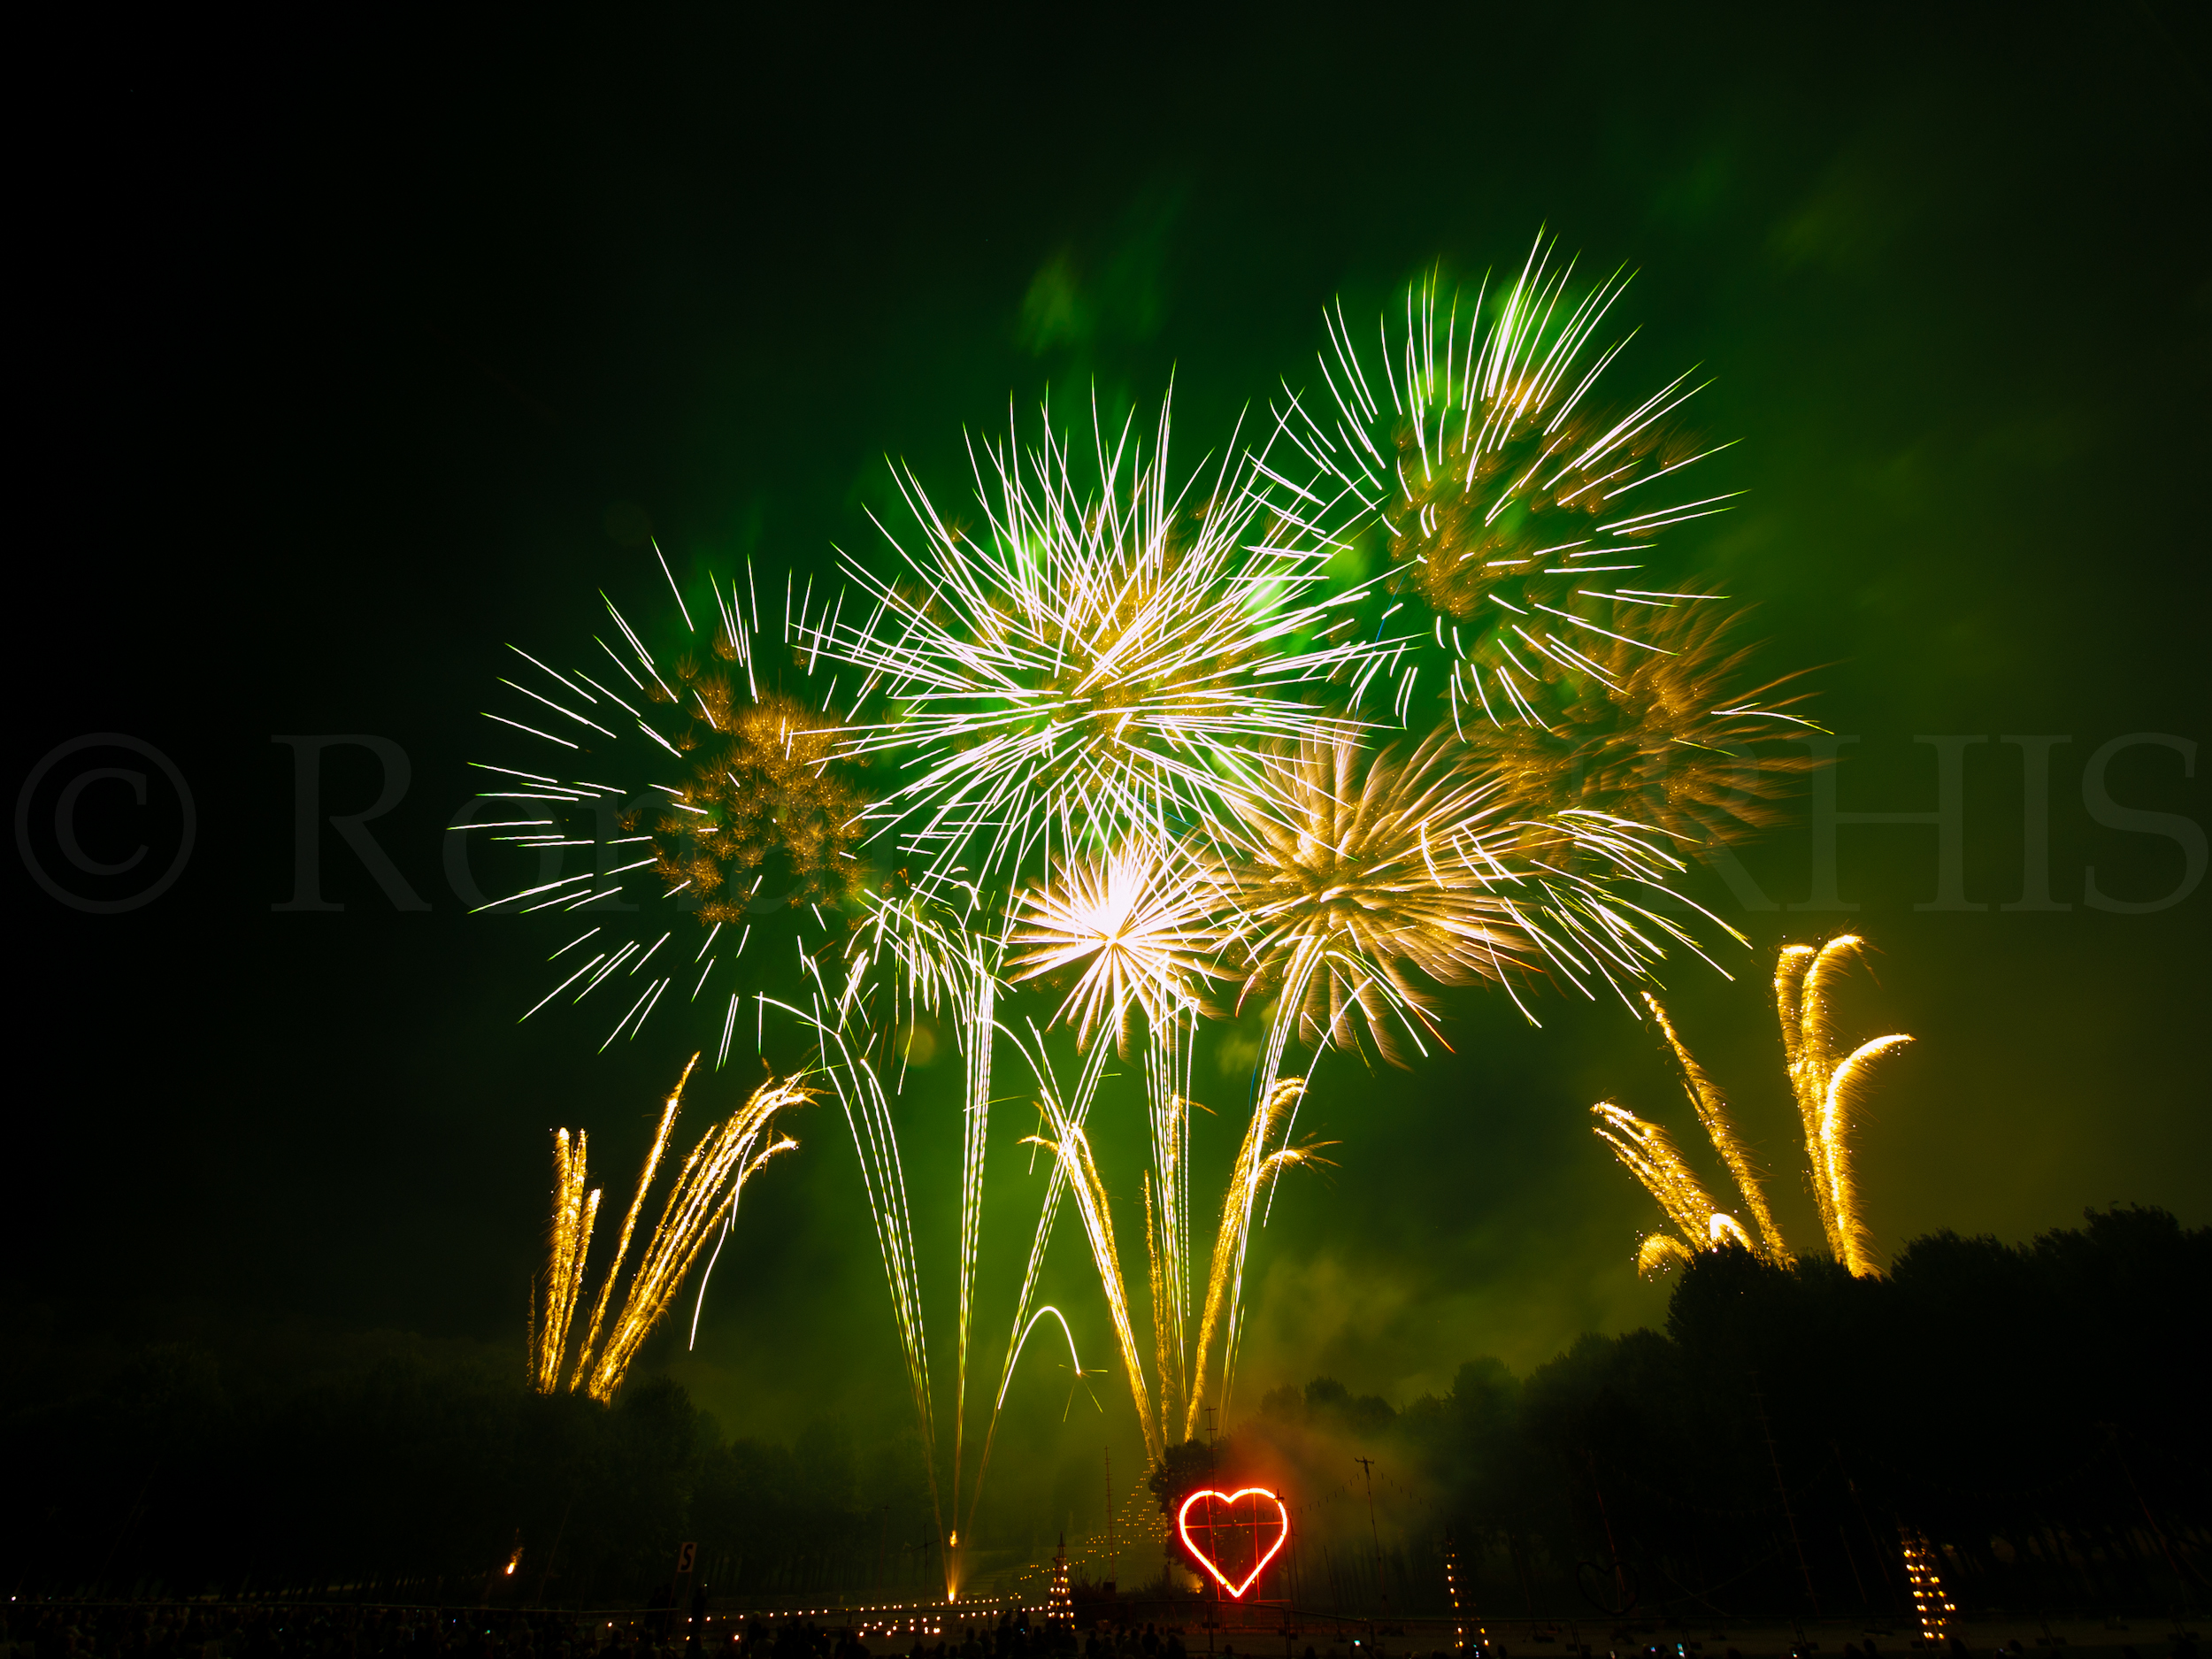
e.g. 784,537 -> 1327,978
1271,233 -> 1737,733
1012,1020 -> 1163,1465
580,1078 -> 805,1400
771,894 -> 1011,1590
778,937 -> 949,1555
532,1127 -> 602,1393
1643,989 -> 1787,1263
1184,1077 -> 1335,1439
805,390 -> 1404,903
964,1025 -> 1116,1541
1591,1099 -> 1731,1249
1594,938 -> 1912,1276
1145,1171 -> 1171,1433
950,942 -> 994,1540
530,1060 -> 808,1402
1636,1233 -> 1695,1277
1143,1026 -> 1195,1436
1778,936 -> 1912,1276
570,1056 -> 695,1388
468,550 -> 867,1064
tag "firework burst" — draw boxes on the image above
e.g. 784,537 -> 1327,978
1458,599 -> 1823,848
473,238 -> 1822,1564
1175,724 -> 1730,1424
1006,837 -> 1224,1053
808,392 -> 1401,902
468,554 -> 869,1065
1220,727 -> 1538,1068
1271,233 -> 1737,731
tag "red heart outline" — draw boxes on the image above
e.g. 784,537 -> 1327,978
1176,1486 -> 1289,1599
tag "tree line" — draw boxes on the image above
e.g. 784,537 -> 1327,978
9,1207 -> 2205,1616
1153,1205 -> 2208,1621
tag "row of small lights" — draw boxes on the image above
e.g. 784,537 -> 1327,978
595,1597 -> 1051,1637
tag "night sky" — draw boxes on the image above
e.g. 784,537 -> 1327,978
12,4 -> 2208,1552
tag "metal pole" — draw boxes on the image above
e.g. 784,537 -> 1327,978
1356,1456 -> 1388,1632
1749,1374 -> 1820,1619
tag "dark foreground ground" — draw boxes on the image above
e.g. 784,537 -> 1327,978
1,1603 -> 2200,1659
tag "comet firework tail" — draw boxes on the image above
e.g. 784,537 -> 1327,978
1643,989 -> 1787,1262
1778,935 -> 1914,1276
529,1059 -> 809,1402
1594,937 -> 1912,1276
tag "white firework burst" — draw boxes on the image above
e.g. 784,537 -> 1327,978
464,551 -> 870,1063
806,390 -> 1407,902
1006,837 -> 1224,1053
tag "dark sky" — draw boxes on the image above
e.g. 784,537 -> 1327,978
12,2 -> 2208,1560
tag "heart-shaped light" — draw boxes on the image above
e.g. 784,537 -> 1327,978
1176,1486 -> 1290,1599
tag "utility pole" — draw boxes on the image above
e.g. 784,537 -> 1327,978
1105,1444 -> 1116,1594
1750,1374 -> 1820,1619
1355,1455 -> 1389,1632
1204,1408 -> 1218,1655
1583,1452 -> 1631,1615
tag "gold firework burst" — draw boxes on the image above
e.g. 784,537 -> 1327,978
1222,728 -> 1535,1064
1461,600 -> 1822,847
651,679 -> 871,926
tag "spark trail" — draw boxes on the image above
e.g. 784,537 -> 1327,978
529,1060 -> 809,1402
1592,938 -> 1913,1276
